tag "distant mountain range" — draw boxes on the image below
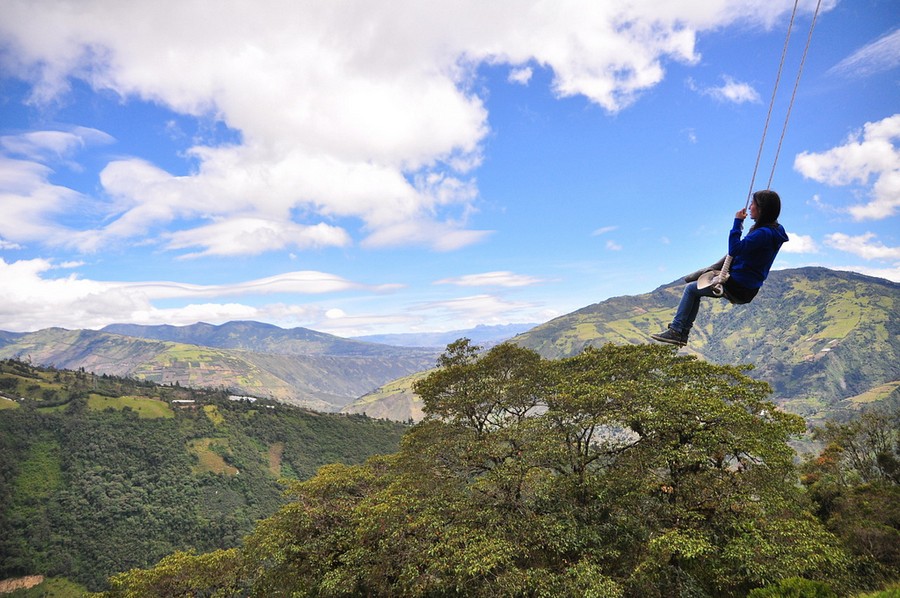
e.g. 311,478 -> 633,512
343,268 -> 900,424
351,323 -> 538,348
0,321 -> 441,411
1,268 -> 897,422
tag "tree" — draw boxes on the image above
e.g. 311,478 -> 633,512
801,407 -> 900,588
103,343 -> 851,597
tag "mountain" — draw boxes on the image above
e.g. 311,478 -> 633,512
0,324 -> 438,412
343,268 -> 900,424
351,323 -> 539,348
102,320 -> 428,356
0,359 -> 408,591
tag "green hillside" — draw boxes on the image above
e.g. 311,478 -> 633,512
0,359 -> 408,592
97,343 -> 900,597
0,327 -> 437,412
344,268 -> 899,424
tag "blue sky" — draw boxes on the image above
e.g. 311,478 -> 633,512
1,0 -> 898,336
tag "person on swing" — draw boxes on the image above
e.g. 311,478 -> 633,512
651,189 -> 789,347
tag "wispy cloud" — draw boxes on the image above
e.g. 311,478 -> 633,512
435,271 -> 544,287
165,218 -> 352,258
412,293 -> 540,328
0,257 -> 398,332
592,225 -> 618,236
0,127 -> 114,161
828,28 -> 900,79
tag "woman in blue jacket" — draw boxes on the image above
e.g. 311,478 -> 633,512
651,190 -> 789,347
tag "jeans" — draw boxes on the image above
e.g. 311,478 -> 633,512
670,281 -> 721,336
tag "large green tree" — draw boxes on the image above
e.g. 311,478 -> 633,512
103,343 -> 850,597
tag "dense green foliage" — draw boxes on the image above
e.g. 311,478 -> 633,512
104,343 -> 875,597
801,408 -> 900,589
0,359 -> 407,591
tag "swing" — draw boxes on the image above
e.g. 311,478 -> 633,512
690,0 -> 822,302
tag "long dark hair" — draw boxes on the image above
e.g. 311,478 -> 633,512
750,189 -> 781,231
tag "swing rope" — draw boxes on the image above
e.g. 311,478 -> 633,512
765,0 -> 823,190
709,0 -> 822,297
743,0 -> 800,209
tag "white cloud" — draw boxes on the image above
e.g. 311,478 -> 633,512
0,239 -> 23,250
360,218 -> 492,251
165,218 -> 351,258
794,114 -> 900,220
435,271 -> 544,287
824,232 -> 900,260
509,66 -> 533,85
700,75 -> 760,104
780,233 -> 818,253
592,225 -> 618,236
828,27 -> 900,79
1,127 -> 114,161
0,257 -> 396,332
0,157 -> 83,244
839,264 -> 900,283
412,293 -> 539,328
606,240 -> 623,251
0,0 -> 822,256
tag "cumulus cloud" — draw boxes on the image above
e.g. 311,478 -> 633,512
0,0 -> 819,257
780,233 -> 818,253
435,271 -> 544,287
794,114 -> 900,220
0,257 -> 394,332
509,67 -> 534,85
697,75 -> 761,104
828,27 -> 900,79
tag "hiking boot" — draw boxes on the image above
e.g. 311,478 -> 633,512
650,327 -> 688,347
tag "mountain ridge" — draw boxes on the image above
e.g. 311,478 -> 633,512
0,326 -> 438,412
101,320 -> 434,357
344,267 -> 899,423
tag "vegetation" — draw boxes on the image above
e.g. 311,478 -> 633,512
345,268 -> 899,424
0,324 -> 438,412
800,409 -> 900,590
102,342 -> 897,597
0,359 -> 408,591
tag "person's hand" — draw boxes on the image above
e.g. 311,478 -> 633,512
736,208 -> 748,220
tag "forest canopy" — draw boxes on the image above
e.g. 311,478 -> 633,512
102,342 -> 900,597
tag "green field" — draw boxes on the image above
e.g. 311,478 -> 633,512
189,438 -> 239,475
86,394 -> 174,418
847,381 -> 900,405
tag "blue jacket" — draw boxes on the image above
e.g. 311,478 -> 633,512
728,218 -> 789,289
